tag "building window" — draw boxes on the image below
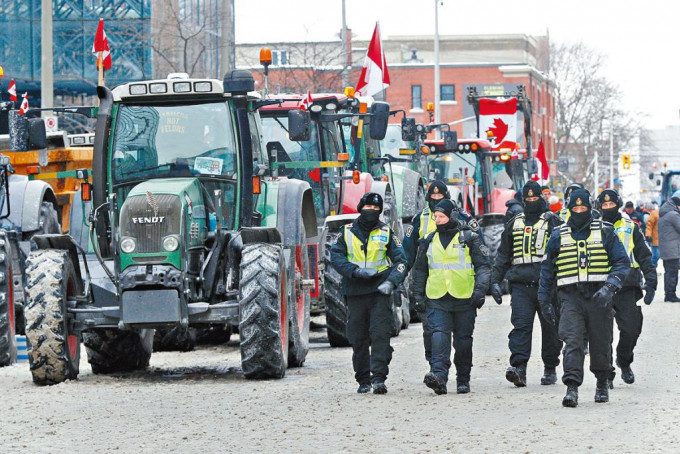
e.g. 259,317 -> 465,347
440,84 -> 455,101
411,85 -> 422,109
272,50 -> 288,66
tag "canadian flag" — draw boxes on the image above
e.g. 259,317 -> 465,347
479,98 -> 518,151
92,18 -> 112,70
355,22 -> 390,97
18,92 -> 28,116
535,139 -> 550,182
7,78 -> 17,102
300,89 -> 313,111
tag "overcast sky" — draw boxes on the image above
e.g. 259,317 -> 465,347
235,0 -> 678,130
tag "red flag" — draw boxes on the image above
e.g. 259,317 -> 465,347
355,23 -> 390,97
18,93 -> 28,116
300,89 -> 313,111
7,78 -> 17,102
479,98 -> 518,151
536,140 -> 549,181
92,18 -> 112,70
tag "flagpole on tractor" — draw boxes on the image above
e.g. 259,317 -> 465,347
433,0 -> 441,138
41,0 -> 54,117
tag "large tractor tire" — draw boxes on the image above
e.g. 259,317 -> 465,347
399,283 -> 411,330
480,222 -> 504,261
23,201 -> 61,241
287,240 -> 311,367
0,232 -> 16,367
24,249 -> 81,386
323,229 -> 350,347
239,243 -> 289,379
152,327 -> 196,352
84,329 -> 153,374
391,293 -> 403,337
195,325 -> 232,344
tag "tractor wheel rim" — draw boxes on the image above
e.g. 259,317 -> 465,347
280,274 -> 286,354
295,245 -> 305,331
67,334 -> 78,359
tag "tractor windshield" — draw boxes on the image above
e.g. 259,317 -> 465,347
111,102 -> 237,184
381,125 -> 411,169
429,152 -> 482,184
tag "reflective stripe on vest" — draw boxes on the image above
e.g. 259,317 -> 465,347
558,208 -> 571,222
419,208 -> 437,238
511,212 -> 551,265
556,220 -> 610,287
345,225 -> 391,272
614,218 -> 639,269
425,232 -> 475,299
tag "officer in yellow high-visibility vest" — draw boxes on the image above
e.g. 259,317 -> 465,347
330,192 -> 407,395
597,189 -> 657,387
412,199 -> 491,395
539,188 -> 630,408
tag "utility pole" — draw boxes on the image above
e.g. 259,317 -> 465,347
433,0 -> 441,137
594,148 -> 599,195
220,0 -> 235,77
609,124 -> 614,189
341,0 -> 349,88
41,0 -> 53,114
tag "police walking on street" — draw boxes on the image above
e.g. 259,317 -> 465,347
598,189 -> 657,386
491,181 -> 563,387
330,192 -> 407,394
402,180 -> 478,368
412,199 -> 491,395
539,189 -> 630,407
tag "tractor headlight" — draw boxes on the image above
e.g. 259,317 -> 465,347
162,235 -> 179,252
120,237 -> 136,253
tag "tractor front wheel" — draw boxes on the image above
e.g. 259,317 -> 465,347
0,231 -> 16,367
84,329 -> 153,374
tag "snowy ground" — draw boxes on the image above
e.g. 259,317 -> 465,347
1,294 -> 679,453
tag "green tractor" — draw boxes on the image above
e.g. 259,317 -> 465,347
22,71 -> 317,385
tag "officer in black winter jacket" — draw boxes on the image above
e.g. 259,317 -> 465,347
330,192 -> 407,394
504,190 -> 524,223
538,189 -> 630,407
491,181 -> 563,387
412,199 -> 491,395
597,189 -> 657,387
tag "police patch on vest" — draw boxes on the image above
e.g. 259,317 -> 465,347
479,244 -> 490,256
615,226 -> 632,235
371,234 -> 388,242
394,236 -> 402,247
405,225 -> 413,236
397,263 -> 405,273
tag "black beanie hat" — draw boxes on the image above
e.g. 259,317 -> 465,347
433,199 -> 456,219
597,189 -> 620,206
427,180 -> 450,199
624,201 -> 634,209
567,189 -> 592,210
522,181 -> 542,199
357,192 -> 383,212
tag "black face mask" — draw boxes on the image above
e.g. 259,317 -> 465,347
570,210 -> 591,228
524,199 -> 543,214
428,198 -> 444,211
601,208 -> 619,223
358,209 -> 380,229
436,218 -> 458,232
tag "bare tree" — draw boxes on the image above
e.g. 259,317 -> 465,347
549,41 -> 648,190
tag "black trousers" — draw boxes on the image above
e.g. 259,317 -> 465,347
663,258 -> 679,297
346,292 -> 393,385
557,288 -> 614,386
611,287 -> 643,373
427,306 -> 476,383
509,284 -> 562,368
417,307 -> 433,365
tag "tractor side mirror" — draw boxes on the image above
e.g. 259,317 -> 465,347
288,109 -> 311,141
657,179 -> 661,187
28,118 -> 47,150
649,172 -> 654,180
401,117 -> 417,141
443,131 -> 458,151
369,101 -> 390,140
527,158 -> 539,175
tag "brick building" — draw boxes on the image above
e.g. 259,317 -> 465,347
237,33 -> 557,168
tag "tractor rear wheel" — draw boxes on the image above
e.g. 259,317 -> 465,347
84,329 -> 153,374
287,240 -> 311,367
0,232 -> 16,367
23,201 -> 61,240
399,283 -> 411,330
323,229 -> 350,347
239,243 -> 289,379
391,293 -> 403,337
152,327 -> 196,352
24,249 -> 81,385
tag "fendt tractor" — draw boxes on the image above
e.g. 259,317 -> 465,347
22,70 -> 320,385
258,92 -> 408,347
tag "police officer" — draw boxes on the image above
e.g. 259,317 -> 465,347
491,181 -> 563,387
557,183 -> 585,222
538,189 -> 630,407
597,189 -> 657,386
412,199 -> 491,395
330,192 -> 407,394
402,180 -> 478,368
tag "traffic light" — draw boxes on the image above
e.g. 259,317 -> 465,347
622,153 -> 631,170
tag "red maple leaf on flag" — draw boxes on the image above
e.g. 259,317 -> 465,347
487,118 -> 508,145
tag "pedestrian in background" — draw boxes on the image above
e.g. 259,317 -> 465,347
658,192 -> 680,302
412,199 -> 491,395
646,202 -> 660,268
330,192 -> 408,394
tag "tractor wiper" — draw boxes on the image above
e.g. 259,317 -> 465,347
120,163 -> 172,176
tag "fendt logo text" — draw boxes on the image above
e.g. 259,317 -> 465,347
132,217 -> 165,224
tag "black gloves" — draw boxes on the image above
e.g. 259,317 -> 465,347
593,283 -> 616,309
414,297 -> 426,313
491,283 -> 503,305
354,268 -> 378,280
377,280 -> 395,295
471,290 -> 486,309
643,285 -> 655,305
539,300 -> 557,327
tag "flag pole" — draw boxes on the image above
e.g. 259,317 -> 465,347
98,51 -> 104,86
